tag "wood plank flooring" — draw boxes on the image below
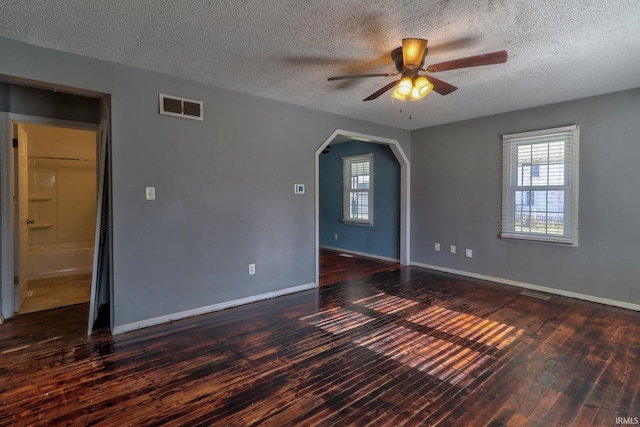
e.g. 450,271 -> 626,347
320,248 -> 401,286
1,252 -> 639,426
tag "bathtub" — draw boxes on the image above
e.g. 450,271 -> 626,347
28,241 -> 94,281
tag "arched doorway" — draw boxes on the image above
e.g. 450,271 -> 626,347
314,129 -> 410,285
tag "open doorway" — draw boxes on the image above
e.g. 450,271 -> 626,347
13,122 -> 97,314
0,81 -> 110,334
315,130 -> 410,287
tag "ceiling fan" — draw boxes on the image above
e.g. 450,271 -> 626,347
328,38 -> 508,102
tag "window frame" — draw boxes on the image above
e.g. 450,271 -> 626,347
342,153 -> 374,226
501,125 -> 579,246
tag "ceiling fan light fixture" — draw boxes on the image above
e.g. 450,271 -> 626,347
410,87 -> 424,101
402,38 -> 428,68
397,77 -> 413,97
392,76 -> 433,101
391,87 -> 408,101
411,76 -> 434,100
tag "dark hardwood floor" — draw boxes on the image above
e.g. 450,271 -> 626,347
1,251 -> 639,426
320,248 -> 402,286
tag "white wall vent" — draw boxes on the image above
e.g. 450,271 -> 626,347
159,94 -> 203,120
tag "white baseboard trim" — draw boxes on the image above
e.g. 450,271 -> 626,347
320,245 -> 400,263
112,282 -> 318,335
410,261 -> 640,312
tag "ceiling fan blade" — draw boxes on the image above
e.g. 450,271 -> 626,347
363,80 -> 401,101
425,75 -> 458,95
425,50 -> 508,73
328,72 -> 398,81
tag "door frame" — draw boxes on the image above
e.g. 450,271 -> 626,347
0,113 -> 98,320
315,129 -> 410,286
15,123 -> 29,312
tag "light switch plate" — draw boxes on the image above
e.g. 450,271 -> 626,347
294,184 -> 305,194
145,186 -> 156,200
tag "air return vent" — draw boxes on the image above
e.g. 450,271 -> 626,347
520,290 -> 551,300
159,94 -> 203,120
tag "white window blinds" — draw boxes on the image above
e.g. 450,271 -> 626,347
501,125 -> 579,245
343,154 -> 373,225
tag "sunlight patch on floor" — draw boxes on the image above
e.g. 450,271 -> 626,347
302,292 -> 523,385
352,292 -> 419,314
301,307 -> 375,334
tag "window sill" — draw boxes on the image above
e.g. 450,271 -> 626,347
501,233 -> 578,247
342,219 -> 373,227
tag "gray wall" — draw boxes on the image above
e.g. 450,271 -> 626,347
0,36 -> 410,328
411,88 -> 640,305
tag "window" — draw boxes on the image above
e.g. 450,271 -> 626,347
501,125 -> 579,245
343,154 -> 373,225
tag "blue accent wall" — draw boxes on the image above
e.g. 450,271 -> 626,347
319,141 -> 400,259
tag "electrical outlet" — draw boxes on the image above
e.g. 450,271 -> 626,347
249,263 -> 255,275
435,242 -> 440,251
465,249 -> 473,258
450,245 -> 456,254
334,233 -> 338,240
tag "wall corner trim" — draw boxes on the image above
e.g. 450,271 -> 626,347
112,282 -> 317,335
410,262 -> 640,312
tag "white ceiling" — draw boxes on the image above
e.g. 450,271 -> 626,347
1,0 -> 640,130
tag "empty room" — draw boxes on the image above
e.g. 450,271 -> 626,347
1,1 -> 639,426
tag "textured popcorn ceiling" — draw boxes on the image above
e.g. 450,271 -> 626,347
1,0 -> 639,130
